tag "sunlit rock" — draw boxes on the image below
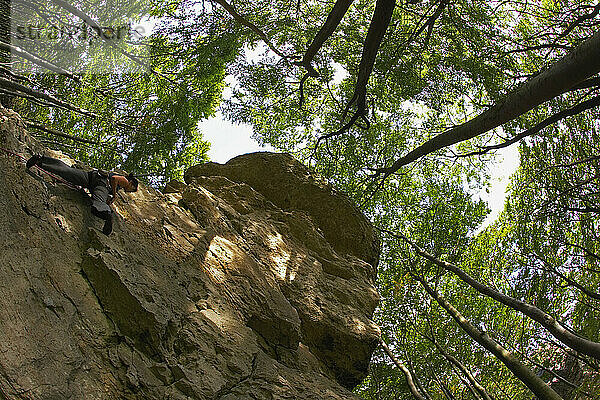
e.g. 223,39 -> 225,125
0,105 -> 380,399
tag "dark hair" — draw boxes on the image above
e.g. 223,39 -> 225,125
127,173 -> 139,191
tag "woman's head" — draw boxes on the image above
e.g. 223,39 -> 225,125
125,173 -> 139,192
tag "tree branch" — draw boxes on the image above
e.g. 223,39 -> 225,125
299,0 -> 354,77
212,0 -> 292,61
413,273 -> 563,400
343,0 -> 395,119
569,76 -> 600,91
24,120 -> 122,153
457,94 -> 600,158
556,2 -> 600,42
25,120 -> 101,146
0,77 -> 133,129
0,40 -> 80,82
406,0 -> 449,46
50,0 -> 179,87
314,0 -> 395,145
387,228 -> 600,361
374,30 -> 600,178
422,325 -> 496,400
380,338 -> 429,400
531,251 -> 600,302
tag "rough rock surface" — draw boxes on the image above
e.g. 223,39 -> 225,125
185,155 -> 379,269
0,106 -> 380,399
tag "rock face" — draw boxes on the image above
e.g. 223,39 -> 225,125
0,106 -> 380,399
184,155 -> 380,269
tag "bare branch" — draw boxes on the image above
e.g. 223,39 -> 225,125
0,40 -> 80,82
531,251 -> 600,302
50,0 -> 179,87
422,327 -> 496,400
504,43 -> 571,55
406,0 -> 449,46
0,39 -> 116,100
24,121 -> 122,153
557,2 -> 600,41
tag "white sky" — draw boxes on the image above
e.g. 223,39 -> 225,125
199,112 -> 274,163
476,144 -> 520,230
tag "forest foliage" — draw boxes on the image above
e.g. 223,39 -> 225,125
1,0 -> 600,398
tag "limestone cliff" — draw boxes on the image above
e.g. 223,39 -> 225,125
0,106 -> 380,400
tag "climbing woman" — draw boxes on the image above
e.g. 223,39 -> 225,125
25,155 -> 139,235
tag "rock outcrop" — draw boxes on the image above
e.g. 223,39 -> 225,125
0,106 -> 380,399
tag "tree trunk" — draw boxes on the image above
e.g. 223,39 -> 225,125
399,231 -> 600,361
380,339 -> 429,400
415,275 -> 564,400
350,0 -> 395,113
431,336 -> 495,400
0,0 -> 13,107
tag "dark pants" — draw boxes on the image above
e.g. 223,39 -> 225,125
39,156 -> 112,221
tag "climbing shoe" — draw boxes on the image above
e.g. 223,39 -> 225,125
102,217 -> 113,236
26,154 -> 42,169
